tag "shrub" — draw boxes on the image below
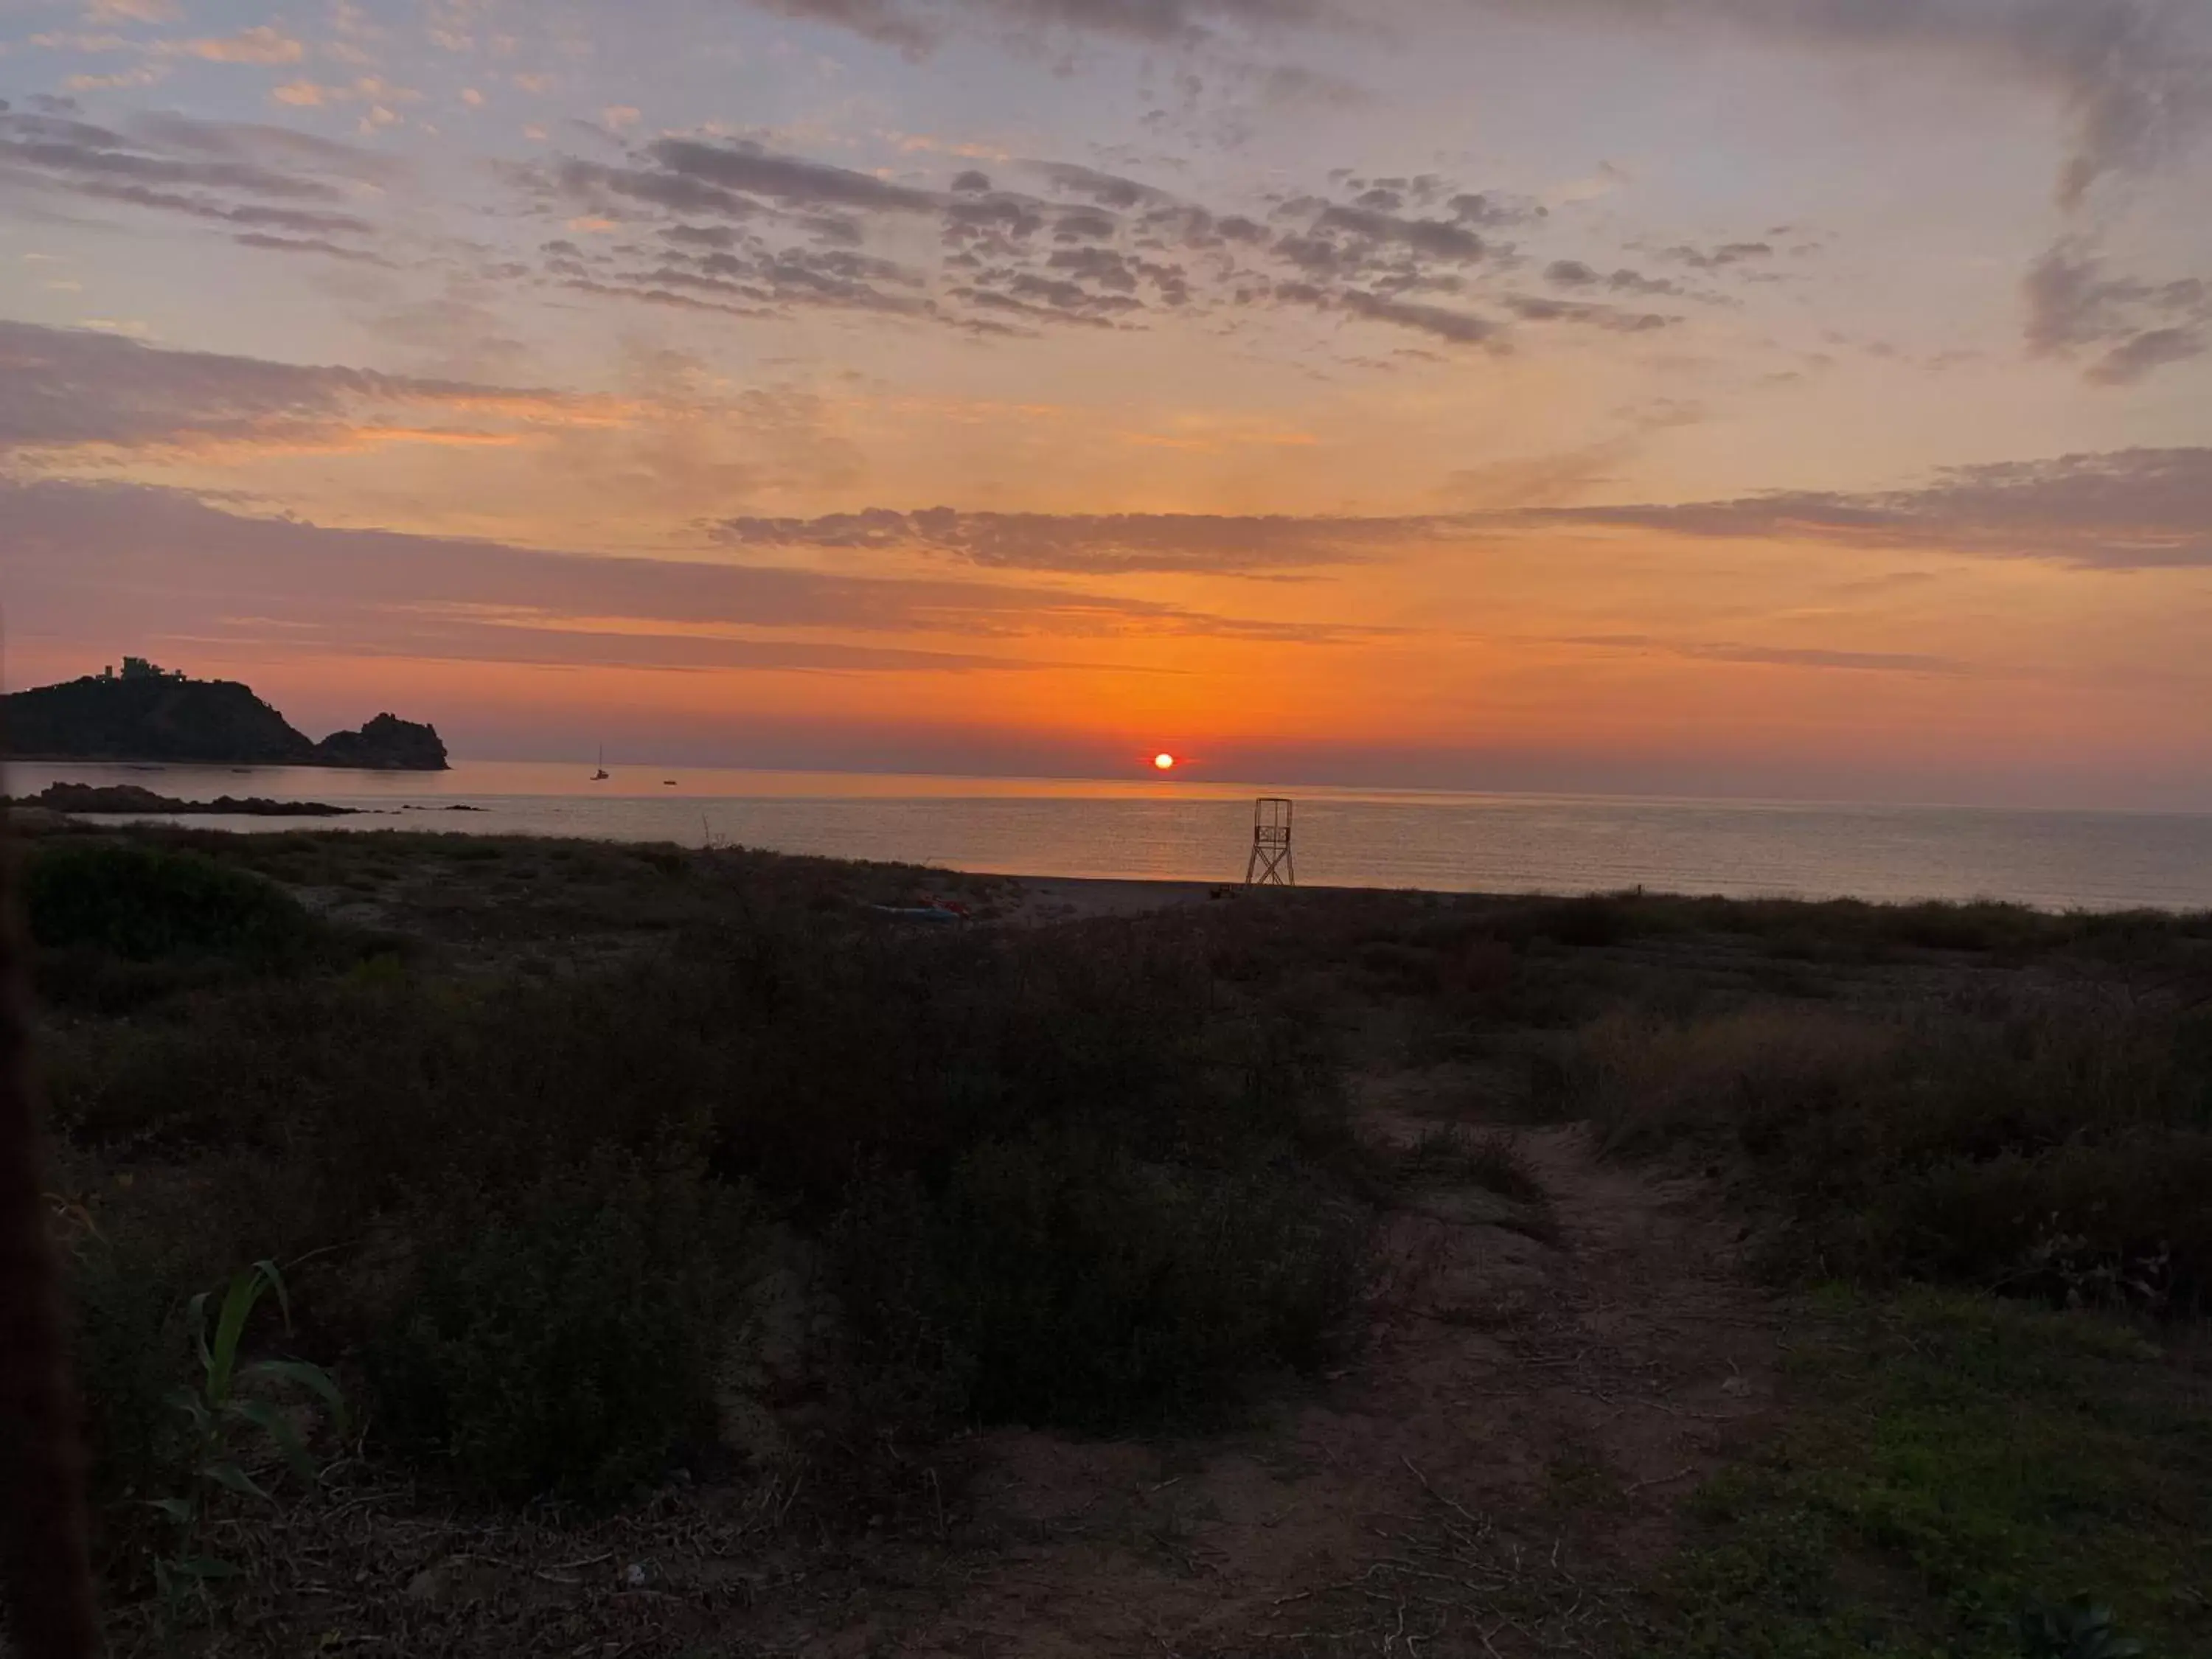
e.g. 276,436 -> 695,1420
52,896 -> 1335,1211
1562,997 -> 2212,1310
695,917 -> 1227,1200
50,847 -> 1373,1476
66,1234 -> 189,1512
1355,939 -> 1444,995
305,970 -> 729,1217
54,966 -> 722,1217
833,1126 -> 1368,1431
1537,894 -> 1641,949
1484,894 -> 1644,950
369,1155 -> 752,1501
1859,1133 -> 2212,1312
1880,900 -> 2042,954
26,841 -> 319,963
1568,1003 -> 1897,1158
1466,1129 -> 1548,1206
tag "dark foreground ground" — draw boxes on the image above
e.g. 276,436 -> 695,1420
16,820 -> 2212,1658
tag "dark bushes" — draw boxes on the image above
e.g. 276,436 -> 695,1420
1874,1133 -> 2212,1309
1564,997 -> 2212,1310
695,917 -> 1232,1201
835,1127 -> 1365,1430
24,840 -> 333,1011
53,965 -> 728,1214
65,1234 -> 188,1512
370,1155 -> 750,1501
790,921 -> 1368,1430
1516,895 -> 1641,950
27,841 -> 319,961
44,852 -> 1382,1501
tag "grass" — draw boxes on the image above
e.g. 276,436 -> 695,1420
369,1152 -> 748,1500
1648,1290 -> 2212,1658
1558,995 -> 2212,1312
1528,926 -> 2212,1654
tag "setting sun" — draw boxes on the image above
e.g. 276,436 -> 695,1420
1153,753 -> 1177,771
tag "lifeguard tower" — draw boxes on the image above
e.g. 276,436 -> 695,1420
1246,798 -> 1295,887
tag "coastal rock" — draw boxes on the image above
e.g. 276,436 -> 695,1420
1,667 -> 448,771
311,712 -> 448,771
18,783 -> 358,817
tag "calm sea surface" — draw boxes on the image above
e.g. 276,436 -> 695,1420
13,759 -> 2212,913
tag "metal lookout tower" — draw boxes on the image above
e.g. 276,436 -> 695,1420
1246,797 -> 1295,887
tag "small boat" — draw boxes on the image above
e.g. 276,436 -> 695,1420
591,744 -> 609,782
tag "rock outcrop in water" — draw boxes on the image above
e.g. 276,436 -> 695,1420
12,783 -> 359,817
307,712 -> 448,772
1,667 -> 448,771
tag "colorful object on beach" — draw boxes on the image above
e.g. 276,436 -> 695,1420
869,894 -> 970,924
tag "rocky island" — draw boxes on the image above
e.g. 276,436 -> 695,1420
8,782 -> 360,817
0,658 -> 448,771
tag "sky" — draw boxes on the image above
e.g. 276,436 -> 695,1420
2,0 -> 2210,806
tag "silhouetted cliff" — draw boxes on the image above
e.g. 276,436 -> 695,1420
309,713 -> 448,771
1,672 -> 449,771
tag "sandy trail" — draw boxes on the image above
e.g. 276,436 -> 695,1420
877,1071 -> 1781,1658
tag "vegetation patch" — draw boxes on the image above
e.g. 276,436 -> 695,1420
1562,996 -> 2212,1310
22,825 -> 2212,1654
834,1127 -> 1368,1430
1647,1291 -> 2212,1658
27,840 -> 320,961
371,1155 -> 750,1501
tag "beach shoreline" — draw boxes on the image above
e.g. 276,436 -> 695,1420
12,768 -> 2211,911
15,807 -> 2212,919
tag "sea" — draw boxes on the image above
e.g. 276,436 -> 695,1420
13,759 -> 2212,914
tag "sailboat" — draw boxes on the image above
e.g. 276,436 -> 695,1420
591,745 -> 610,782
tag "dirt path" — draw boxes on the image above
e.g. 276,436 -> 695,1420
871,1071 -> 1781,1658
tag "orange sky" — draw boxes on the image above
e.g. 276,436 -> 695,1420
3,0 -> 2211,804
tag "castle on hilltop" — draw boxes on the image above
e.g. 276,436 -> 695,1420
100,657 -> 188,684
